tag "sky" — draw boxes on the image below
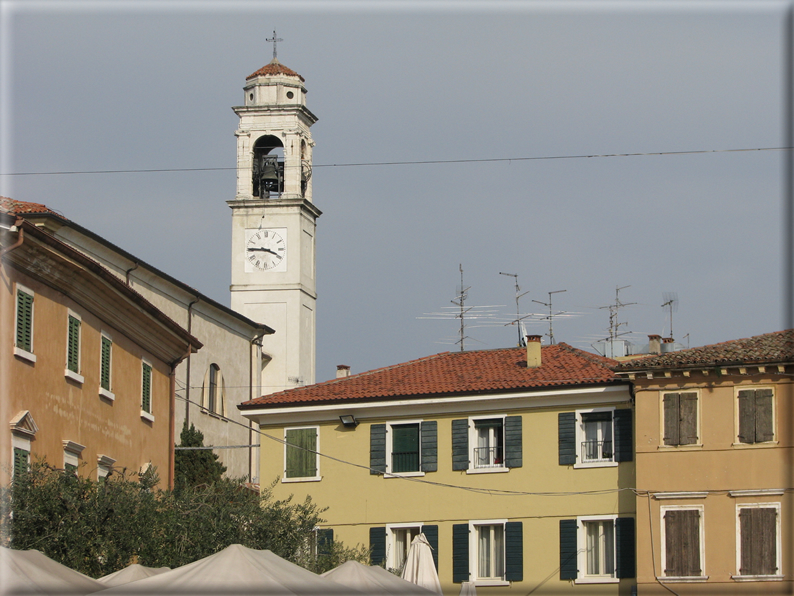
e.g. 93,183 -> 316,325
2,0 -> 792,383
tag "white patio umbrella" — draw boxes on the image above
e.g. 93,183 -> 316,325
322,560 -> 436,595
0,546 -> 106,596
96,543 -> 364,595
400,534 -> 443,596
98,563 -> 170,587
458,581 -> 476,596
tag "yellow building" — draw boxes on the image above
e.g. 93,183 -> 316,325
2,213 -> 201,487
241,337 -> 637,595
614,330 -> 793,595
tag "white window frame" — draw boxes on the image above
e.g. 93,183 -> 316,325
62,440 -> 85,473
467,415 -> 508,474
575,514 -> 619,584
733,502 -> 782,581
469,519 -> 509,587
385,522 -> 423,573
13,283 -> 36,363
64,309 -> 84,383
659,390 -> 702,448
97,454 -> 116,481
733,386 -> 776,447
282,425 -> 321,483
385,419 -> 424,477
574,407 -> 617,468
99,331 -> 114,400
140,358 -> 154,422
659,504 -> 707,582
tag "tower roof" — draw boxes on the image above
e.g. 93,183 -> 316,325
246,59 -> 304,82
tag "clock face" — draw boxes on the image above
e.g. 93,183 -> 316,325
245,228 -> 287,272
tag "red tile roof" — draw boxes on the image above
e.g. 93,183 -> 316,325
614,329 -> 794,371
0,197 -> 64,218
240,344 -> 622,410
247,59 -> 305,82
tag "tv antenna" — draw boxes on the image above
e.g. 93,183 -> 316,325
599,285 -> 636,349
532,289 -> 567,345
661,291 -> 679,340
499,272 -> 531,347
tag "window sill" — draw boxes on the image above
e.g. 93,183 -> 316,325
14,347 -> 36,363
140,410 -> 154,422
472,579 -> 510,587
99,387 -> 115,401
64,369 -> 84,384
657,576 -> 709,583
731,575 -> 784,582
467,467 -> 509,475
200,408 -> 228,422
573,461 -> 618,469
282,476 -> 322,483
731,441 -> 779,449
575,576 -> 619,584
657,444 -> 703,450
385,471 -> 425,478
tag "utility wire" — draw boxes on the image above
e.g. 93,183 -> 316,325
2,146 -> 791,177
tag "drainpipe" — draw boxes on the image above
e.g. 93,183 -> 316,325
184,297 -> 200,424
170,344 -> 193,490
0,217 -> 25,258
124,261 -> 139,285
248,330 -> 266,483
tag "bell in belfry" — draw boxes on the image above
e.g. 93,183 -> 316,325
253,154 -> 282,197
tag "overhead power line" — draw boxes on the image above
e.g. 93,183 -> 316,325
2,146 -> 790,177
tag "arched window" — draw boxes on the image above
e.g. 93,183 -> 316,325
252,135 -> 284,198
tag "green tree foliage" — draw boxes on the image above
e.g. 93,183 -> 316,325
174,422 -> 226,491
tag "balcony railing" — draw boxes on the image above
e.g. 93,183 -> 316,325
581,440 -> 613,462
473,446 -> 503,469
392,451 -> 420,473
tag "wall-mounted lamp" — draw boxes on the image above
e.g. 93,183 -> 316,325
339,414 -> 358,428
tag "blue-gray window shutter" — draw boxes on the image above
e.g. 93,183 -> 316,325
452,419 -> 469,470
422,524 -> 439,570
370,526 -> 386,566
615,517 -> 636,578
613,409 -> 633,462
452,523 -> 469,583
317,528 -> 333,556
505,521 -> 523,582
421,421 -> 438,472
558,413 -> 576,465
370,424 -> 386,475
559,519 -> 578,580
504,416 -> 522,468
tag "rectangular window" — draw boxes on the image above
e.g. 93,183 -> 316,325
100,335 -> 112,392
15,286 -> 34,354
581,412 -> 613,462
391,423 -> 420,473
737,504 -> 779,577
662,507 -> 703,577
285,427 -> 319,480
13,447 -> 29,481
663,392 -> 698,445
585,520 -> 615,577
561,516 -> 634,582
476,524 -> 505,580
141,361 -> 153,417
473,419 -> 504,469
67,314 -> 81,373
387,524 -> 421,573
737,389 -> 774,444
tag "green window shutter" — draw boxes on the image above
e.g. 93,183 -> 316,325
141,363 -> 152,412
420,421 -> 437,472
615,517 -> 636,578
559,519 -> 578,580
679,393 -> 698,445
452,523 -> 470,583
737,390 -> 756,443
755,389 -> 774,442
317,528 -> 334,556
13,447 -> 29,482
285,428 -> 317,478
100,337 -> 112,390
505,521 -> 523,582
421,525 -> 439,570
67,315 -> 80,373
558,413 -> 576,465
392,423 -> 420,473
370,424 -> 386,475
613,409 -> 633,462
16,290 -> 33,352
369,526 -> 386,566
451,419 -> 469,471
504,416 -> 523,468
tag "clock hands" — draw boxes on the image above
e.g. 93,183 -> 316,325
248,246 -> 280,257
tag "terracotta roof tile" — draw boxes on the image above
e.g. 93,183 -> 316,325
247,59 -> 305,82
614,329 -> 794,371
240,343 -> 622,409
0,197 -> 65,218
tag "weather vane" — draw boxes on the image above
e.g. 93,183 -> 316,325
266,30 -> 283,61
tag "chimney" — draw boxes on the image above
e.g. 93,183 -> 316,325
526,335 -> 542,368
336,365 -> 351,379
648,334 -> 662,355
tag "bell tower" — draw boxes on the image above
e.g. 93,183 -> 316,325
229,43 -> 320,394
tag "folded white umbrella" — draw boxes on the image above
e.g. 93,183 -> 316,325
400,534 -> 443,596
0,546 -> 106,596
322,560 -> 435,595
98,564 -> 170,587
458,581 -> 476,596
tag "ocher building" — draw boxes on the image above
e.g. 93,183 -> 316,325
614,330 -> 793,595
241,337 -> 637,595
1,214 -> 201,487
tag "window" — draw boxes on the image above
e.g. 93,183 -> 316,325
451,520 -> 522,585
141,360 -> 154,421
14,284 -> 36,362
99,333 -> 113,399
661,506 -> 704,578
476,524 -> 505,580
559,517 -> 635,582
663,392 -> 698,446
735,504 -> 780,578
452,416 -> 522,473
737,388 -> 774,444
370,421 -> 437,476
13,447 -> 29,481
284,426 -> 319,481
97,454 -> 115,481
558,409 -> 632,467
202,364 -> 225,416
370,525 -> 439,572
66,313 -> 81,373
62,441 -> 85,474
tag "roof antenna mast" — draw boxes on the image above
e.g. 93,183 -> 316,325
532,289 -> 567,345
499,272 -> 530,347
451,264 -> 472,351
599,285 -> 636,354
266,30 -> 283,61
661,292 -> 679,340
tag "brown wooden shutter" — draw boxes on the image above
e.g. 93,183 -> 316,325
664,509 -> 700,576
737,389 -> 755,443
755,389 -> 774,442
679,393 -> 698,445
740,507 -> 777,576
663,394 -> 680,445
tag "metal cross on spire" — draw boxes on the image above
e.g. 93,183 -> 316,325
266,30 -> 283,61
